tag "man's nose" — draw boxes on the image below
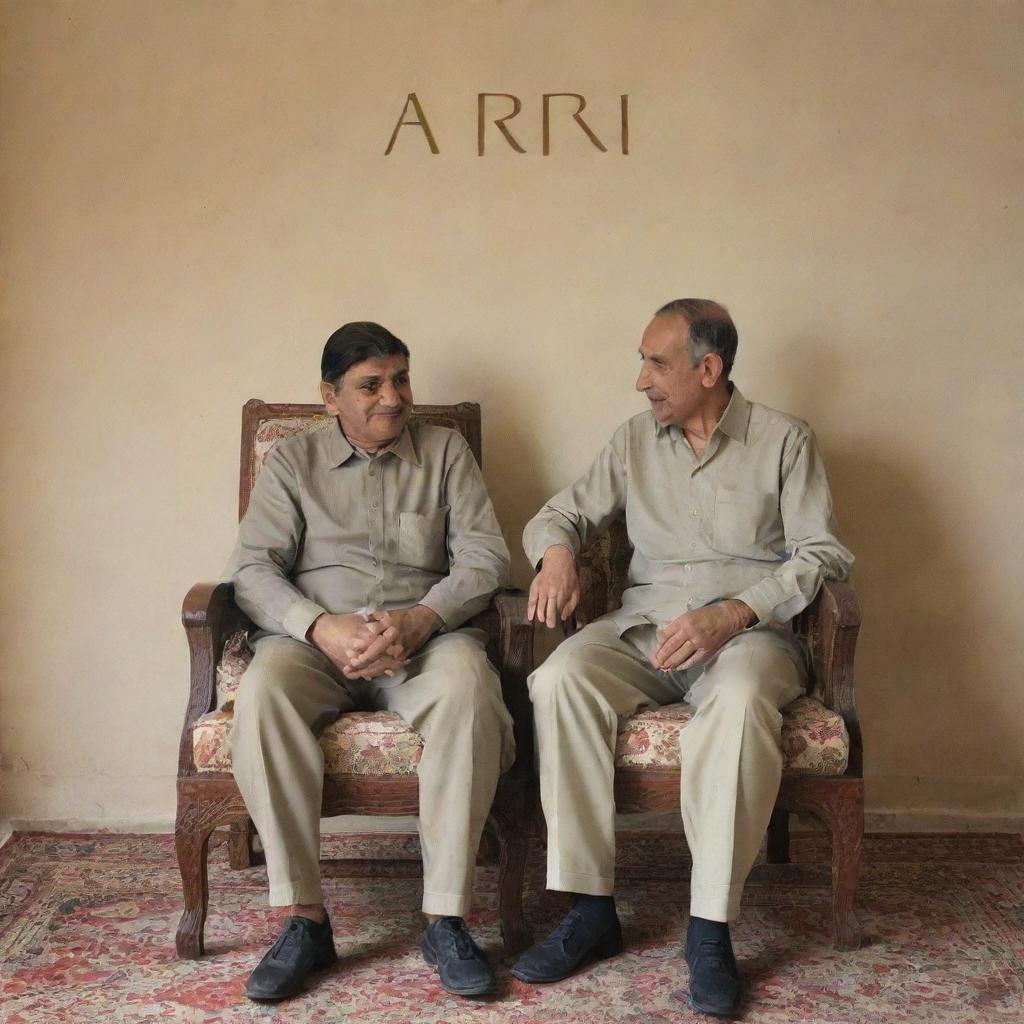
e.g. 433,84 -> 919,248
379,382 -> 403,406
635,364 -> 649,392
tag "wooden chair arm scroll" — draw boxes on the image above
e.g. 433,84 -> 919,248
803,579 -> 863,772
178,581 -> 252,776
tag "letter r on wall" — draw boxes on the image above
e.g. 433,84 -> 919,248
478,94 -> 527,155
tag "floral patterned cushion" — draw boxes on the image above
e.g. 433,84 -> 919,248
615,696 -> 849,776
193,707 -> 423,776
250,415 -> 334,485
199,630 -> 423,775
206,633 -> 847,778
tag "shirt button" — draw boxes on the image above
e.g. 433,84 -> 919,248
691,508 -> 700,517
371,558 -> 378,567
371,500 -> 379,509
689,542 -> 697,549
684,564 -> 692,571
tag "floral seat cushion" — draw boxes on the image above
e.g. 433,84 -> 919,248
615,697 -> 849,775
194,631 -> 848,777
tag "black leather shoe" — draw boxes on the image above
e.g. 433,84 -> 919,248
511,907 -> 623,983
684,920 -> 742,1018
421,917 -> 497,997
245,915 -> 337,1001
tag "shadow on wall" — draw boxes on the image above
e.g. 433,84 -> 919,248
781,339 -> 1011,809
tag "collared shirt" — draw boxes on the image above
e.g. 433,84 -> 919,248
523,386 -> 853,633
228,419 -> 510,641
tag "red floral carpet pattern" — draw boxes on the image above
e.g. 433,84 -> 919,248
0,830 -> 1021,1023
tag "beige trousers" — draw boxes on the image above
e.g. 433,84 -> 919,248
231,630 -> 515,916
528,620 -> 805,922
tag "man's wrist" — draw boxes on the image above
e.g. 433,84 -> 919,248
306,612 -> 326,645
540,544 -> 575,569
727,600 -> 757,631
412,604 -> 443,638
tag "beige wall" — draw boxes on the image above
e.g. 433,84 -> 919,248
1,0 -> 1021,829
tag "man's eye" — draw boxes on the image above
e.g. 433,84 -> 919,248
396,376 -> 410,387
361,383 -> 379,393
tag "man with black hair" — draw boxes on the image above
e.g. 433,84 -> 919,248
514,300 -> 853,1017
228,322 -> 513,1001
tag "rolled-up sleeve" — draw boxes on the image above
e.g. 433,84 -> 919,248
227,448 -> 328,642
735,429 -> 854,624
522,429 -> 628,568
418,439 -> 510,631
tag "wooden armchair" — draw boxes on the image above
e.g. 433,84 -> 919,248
572,520 -> 864,950
175,400 -> 535,959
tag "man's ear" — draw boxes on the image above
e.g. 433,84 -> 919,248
700,353 -> 725,388
320,380 -> 339,412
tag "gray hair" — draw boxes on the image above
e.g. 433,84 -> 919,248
655,298 -> 738,379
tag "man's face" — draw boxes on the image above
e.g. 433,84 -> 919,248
635,314 -> 711,427
321,354 -> 413,450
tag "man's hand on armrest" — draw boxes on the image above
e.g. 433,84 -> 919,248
527,544 -> 581,628
651,599 -> 757,672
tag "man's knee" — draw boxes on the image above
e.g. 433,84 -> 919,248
528,636 -> 618,716
233,639 -> 319,726
700,635 -> 803,709
418,638 -> 505,719
529,621 -> 621,702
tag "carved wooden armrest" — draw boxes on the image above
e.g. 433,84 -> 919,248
177,581 -> 251,775
810,579 -> 863,773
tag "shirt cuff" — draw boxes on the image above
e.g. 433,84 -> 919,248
417,592 -> 454,632
733,581 -> 785,626
282,597 -> 329,643
523,524 -> 581,569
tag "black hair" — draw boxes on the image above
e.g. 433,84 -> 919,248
321,322 -> 410,387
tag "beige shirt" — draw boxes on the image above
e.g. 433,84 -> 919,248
229,419 -> 510,642
523,386 -> 853,633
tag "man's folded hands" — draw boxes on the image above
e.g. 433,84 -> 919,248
309,606 -> 443,680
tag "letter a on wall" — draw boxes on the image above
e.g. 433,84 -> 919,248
385,93 -> 440,154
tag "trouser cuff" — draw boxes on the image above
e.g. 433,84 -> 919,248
546,867 -> 615,896
422,890 -> 472,917
689,881 -> 744,923
268,879 -> 324,907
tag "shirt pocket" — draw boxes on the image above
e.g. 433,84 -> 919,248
398,506 -> 450,573
712,488 -> 777,555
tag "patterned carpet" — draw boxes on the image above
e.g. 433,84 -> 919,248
0,829 -> 1021,1023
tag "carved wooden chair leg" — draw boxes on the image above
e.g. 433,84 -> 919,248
766,806 -> 791,864
827,782 -> 864,951
174,794 -> 218,959
487,780 -> 534,955
227,817 -> 262,869
792,779 -> 864,950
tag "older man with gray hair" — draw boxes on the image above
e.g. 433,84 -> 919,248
513,299 -> 853,1017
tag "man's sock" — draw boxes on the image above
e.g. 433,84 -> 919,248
572,893 -> 617,925
688,915 -> 730,943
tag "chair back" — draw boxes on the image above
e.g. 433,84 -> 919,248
237,399 -> 482,521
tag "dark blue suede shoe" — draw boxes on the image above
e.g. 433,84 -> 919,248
421,917 -> 497,997
511,907 -> 623,983
244,915 -> 337,1001
684,919 -> 742,1018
